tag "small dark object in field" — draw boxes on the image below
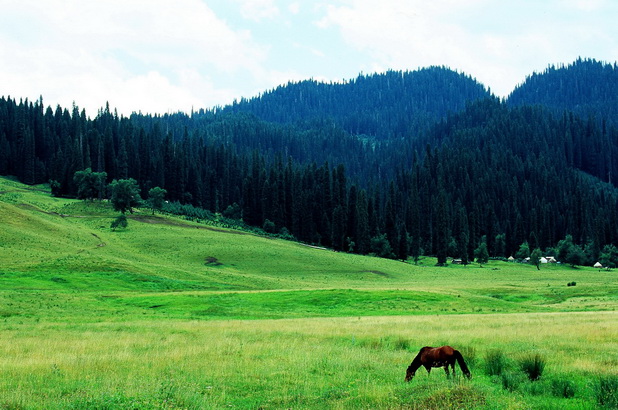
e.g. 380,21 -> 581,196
205,256 -> 223,266
405,345 -> 471,382
567,281 -> 577,287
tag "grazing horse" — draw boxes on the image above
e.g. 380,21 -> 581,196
405,346 -> 471,382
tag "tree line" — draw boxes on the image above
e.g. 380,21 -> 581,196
2,63 -> 618,266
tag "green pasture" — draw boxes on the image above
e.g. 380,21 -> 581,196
1,176 -> 617,409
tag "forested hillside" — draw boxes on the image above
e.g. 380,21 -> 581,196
223,67 -> 490,139
2,60 -> 618,264
508,58 -> 618,125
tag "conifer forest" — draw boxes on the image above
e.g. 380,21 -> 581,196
2,58 -> 618,265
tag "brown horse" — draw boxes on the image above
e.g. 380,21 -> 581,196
405,346 -> 471,382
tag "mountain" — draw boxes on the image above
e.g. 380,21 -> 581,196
2,59 -> 618,264
508,58 -> 618,125
222,66 -> 491,139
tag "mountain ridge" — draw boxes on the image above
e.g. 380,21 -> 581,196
2,58 -> 618,263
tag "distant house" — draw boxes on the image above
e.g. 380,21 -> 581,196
594,261 -> 603,268
546,256 -> 557,263
540,257 -> 548,264
508,256 -> 515,262
451,258 -> 463,265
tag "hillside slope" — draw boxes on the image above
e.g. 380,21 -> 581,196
508,58 -> 618,125
221,66 -> 490,139
2,176 -> 617,324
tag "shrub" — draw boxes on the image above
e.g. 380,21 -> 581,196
484,349 -> 507,376
551,378 -> 576,398
501,371 -> 524,391
519,353 -> 546,381
567,281 -> 577,287
263,219 -> 276,234
596,375 -> 618,408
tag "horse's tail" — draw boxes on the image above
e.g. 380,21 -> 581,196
454,350 -> 471,379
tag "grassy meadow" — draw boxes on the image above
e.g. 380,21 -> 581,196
1,176 -> 617,409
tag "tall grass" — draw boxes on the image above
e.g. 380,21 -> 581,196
2,177 -> 618,408
1,313 -> 617,408
520,353 -> 546,381
596,375 -> 618,408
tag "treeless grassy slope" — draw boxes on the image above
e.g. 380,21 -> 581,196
1,176 -> 616,408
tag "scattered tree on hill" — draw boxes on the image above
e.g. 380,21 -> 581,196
515,242 -> 531,261
147,186 -> 167,215
474,236 -> 489,267
3,62 -> 618,264
530,248 -> 543,270
49,179 -> 61,197
370,234 -> 395,259
73,168 -> 107,200
556,235 -> 585,267
222,202 -> 242,220
109,178 -> 141,214
599,244 -> 618,269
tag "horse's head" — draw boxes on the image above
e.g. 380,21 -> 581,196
404,367 -> 415,382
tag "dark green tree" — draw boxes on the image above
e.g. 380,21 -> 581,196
494,233 -> 506,258
599,244 -> 618,269
109,178 -> 141,214
370,233 -> 395,259
515,242 -> 531,261
474,235 -> 489,267
530,248 -> 543,270
556,235 -> 585,267
73,168 -> 107,200
222,202 -> 242,220
147,186 -> 167,215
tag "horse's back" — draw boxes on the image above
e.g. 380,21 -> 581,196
426,346 -> 456,361
439,346 -> 456,355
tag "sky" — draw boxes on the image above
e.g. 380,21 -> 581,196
0,0 -> 616,117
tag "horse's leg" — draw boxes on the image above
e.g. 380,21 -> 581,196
424,364 -> 431,375
444,365 -> 450,378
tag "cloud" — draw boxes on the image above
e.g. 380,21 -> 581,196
317,0 -> 618,96
233,0 -> 280,21
0,0 -> 268,115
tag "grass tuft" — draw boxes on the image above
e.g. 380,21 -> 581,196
484,349 -> 507,376
519,353 -> 546,381
419,384 -> 487,409
596,375 -> 618,408
551,377 -> 576,398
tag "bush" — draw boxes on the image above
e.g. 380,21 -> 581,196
551,378 -> 576,398
484,349 -> 507,376
519,353 -> 546,381
501,371 -> 525,392
596,375 -> 618,408
567,281 -> 577,287
262,219 -> 276,233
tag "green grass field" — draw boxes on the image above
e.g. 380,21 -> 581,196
1,176 -> 617,409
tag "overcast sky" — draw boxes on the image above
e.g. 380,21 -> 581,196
0,0 -> 616,116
